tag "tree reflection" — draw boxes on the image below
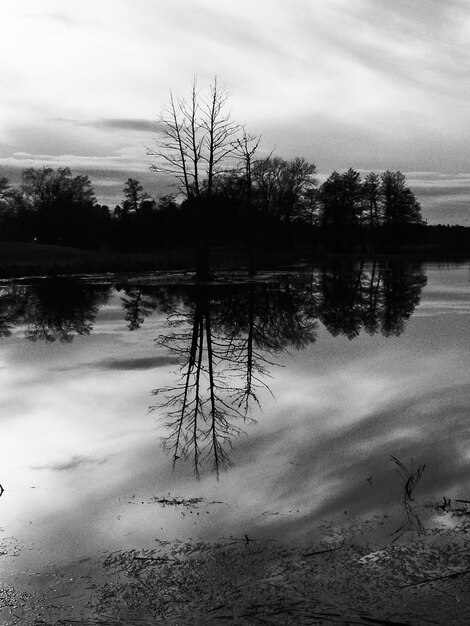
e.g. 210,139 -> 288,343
0,278 -> 110,342
150,282 -> 317,478
0,263 -> 427,477
317,260 -> 427,339
151,262 -> 426,476
24,279 -> 111,342
119,287 -> 159,331
0,286 -> 27,337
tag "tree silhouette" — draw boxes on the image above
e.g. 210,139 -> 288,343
233,131 -> 261,274
120,178 -> 146,215
252,157 -> 317,223
149,77 -> 241,279
18,167 -> 109,247
319,168 -> 362,228
363,172 -> 381,228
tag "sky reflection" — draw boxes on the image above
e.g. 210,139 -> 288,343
0,263 -> 469,573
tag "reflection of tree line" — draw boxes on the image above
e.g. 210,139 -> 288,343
0,263 -> 427,474
0,278 -> 110,341
146,282 -> 317,477
318,260 -> 427,339
119,262 -> 427,475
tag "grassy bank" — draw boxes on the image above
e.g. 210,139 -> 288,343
0,241 -> 314,278
0,241 -> 198,278
0,240 -> 468,279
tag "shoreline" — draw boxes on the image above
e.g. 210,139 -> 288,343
0,240 -> 468,279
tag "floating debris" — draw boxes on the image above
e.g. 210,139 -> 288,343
148,496 -> 204,507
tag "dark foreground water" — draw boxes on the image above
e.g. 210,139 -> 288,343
0,260 -> 469,623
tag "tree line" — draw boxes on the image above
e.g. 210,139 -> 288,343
0,164 -> 424,251
0,77 -> 453,273
148,77 -> 427,275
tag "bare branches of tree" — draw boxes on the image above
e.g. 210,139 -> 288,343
148,77 -> 243,279
203,78 -> 241,198
149,77 -> 241,201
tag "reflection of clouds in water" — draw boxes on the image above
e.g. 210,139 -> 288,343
424,285 -> 470,295
0,363 -> 170,562
31,454 -> 108,472
417,273 -> 470,315
415,301 -> 470,315
0,351 -> 468,559
98,356 -> 179,370
205,344 -> 470,541
55,355 -> 180,372
0,266 -> 468,562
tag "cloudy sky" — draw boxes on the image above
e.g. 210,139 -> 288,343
1,0 -> 470,224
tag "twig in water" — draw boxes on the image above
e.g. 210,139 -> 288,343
303,546 -> 342,557
400,568 -> 470,588
430,585 -> 460,603
390,455 -> 425,501
390,456 -> 426,539
455,499 -> 470,514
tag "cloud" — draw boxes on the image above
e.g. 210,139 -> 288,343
407,172 -> 470,182
1,152 -> 141,169
86,118 -> 162,133
95,356 -> 179,370
32,454 -> 107,472
412,186 -> 470,198
403,173 -> 470,224
57,355 -> 180,372
23,12 -> 100,29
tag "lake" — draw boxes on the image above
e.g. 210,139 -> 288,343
0,260 -> 469,624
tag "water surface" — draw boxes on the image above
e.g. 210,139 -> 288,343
0,261 -> 469,604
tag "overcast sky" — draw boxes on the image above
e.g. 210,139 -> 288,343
1,0 -> 469,223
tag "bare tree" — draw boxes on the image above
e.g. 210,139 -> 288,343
149,87 -> 197,200
203,78 -> 241,197
233,130 -> 261,274
149,77 -> 241,278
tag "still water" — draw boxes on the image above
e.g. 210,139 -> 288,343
0,260 -> 469,616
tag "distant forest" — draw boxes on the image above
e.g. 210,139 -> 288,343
0,164 -> 467,256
